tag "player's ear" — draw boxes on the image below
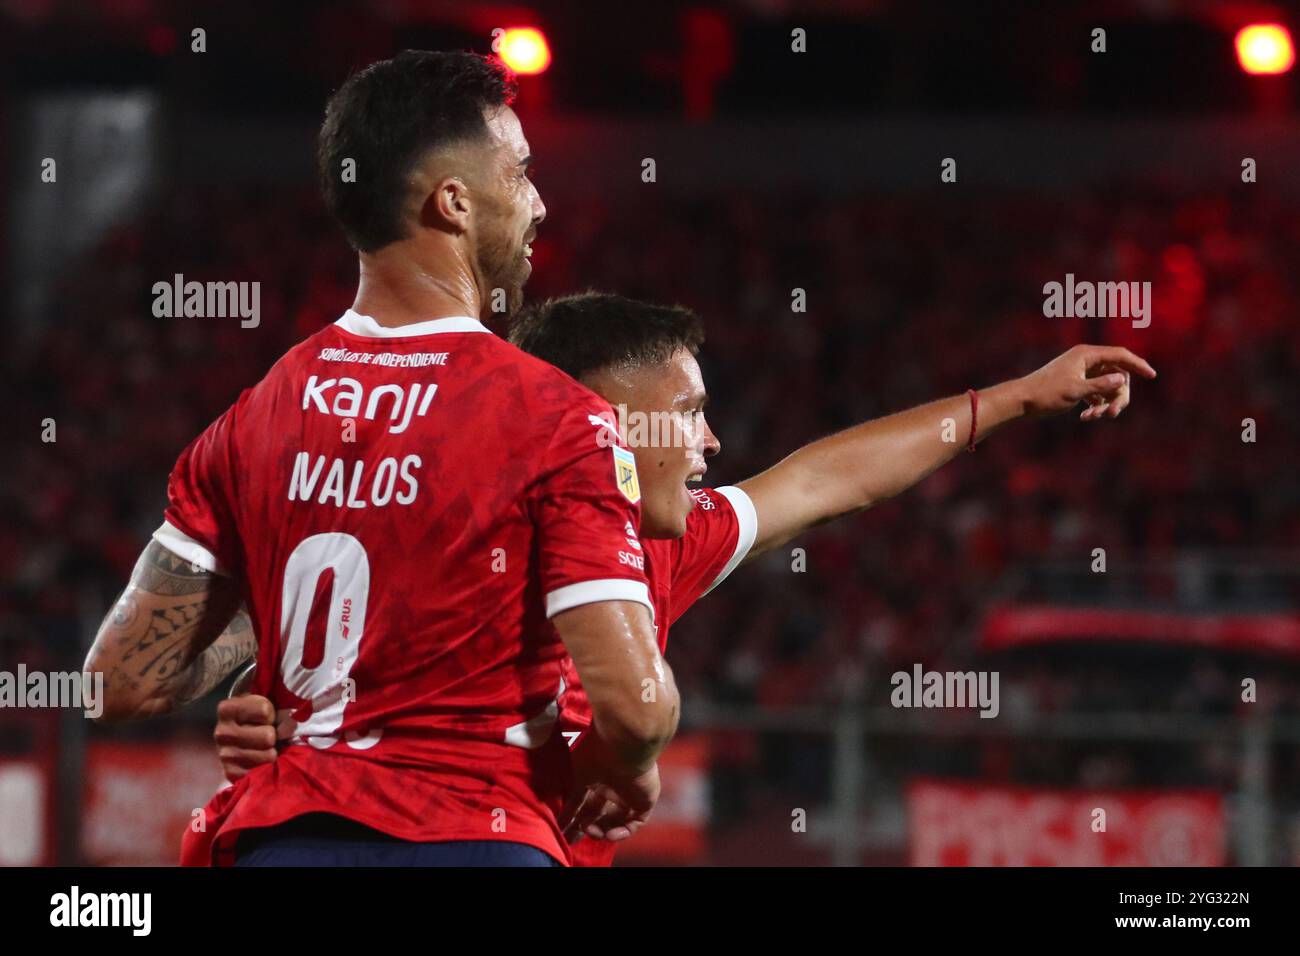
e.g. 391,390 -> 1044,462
420,176 -> 472,232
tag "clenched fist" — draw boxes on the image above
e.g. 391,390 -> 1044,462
214,693 -> 282,782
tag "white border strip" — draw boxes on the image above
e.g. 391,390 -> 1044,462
703,486 -> 757,596
152,520 -> 228,576
546,578 -> 655,622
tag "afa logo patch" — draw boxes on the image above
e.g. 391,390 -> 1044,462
612,445 -> 640,504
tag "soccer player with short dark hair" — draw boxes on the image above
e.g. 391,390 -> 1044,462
84,52 -> 676,867
213,289 -> 1155,865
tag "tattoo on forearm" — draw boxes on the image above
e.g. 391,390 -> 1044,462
174,609 -> 257,705
131,540 -> 214,595
88,541 -> 245,717
119,598 -> 208,681
110,592 -> 139,629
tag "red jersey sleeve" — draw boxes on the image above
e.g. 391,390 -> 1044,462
153,399 -> 244,576
665,486 -> 758,626
530,404 -> 653,620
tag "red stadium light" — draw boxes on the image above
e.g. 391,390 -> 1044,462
497,27 -> 551,76
1235,24 -> 1295,75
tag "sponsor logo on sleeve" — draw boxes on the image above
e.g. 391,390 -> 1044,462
689,488 -> 715,510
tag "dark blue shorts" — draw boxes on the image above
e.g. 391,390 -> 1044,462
234,814 -> 561,867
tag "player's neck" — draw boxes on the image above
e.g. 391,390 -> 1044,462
352,239 -> 487,328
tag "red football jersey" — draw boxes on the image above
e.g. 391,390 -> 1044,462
560,485 -> 757,867
169,309 -> 653,865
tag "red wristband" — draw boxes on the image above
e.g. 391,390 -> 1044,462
966,389 -> 979,452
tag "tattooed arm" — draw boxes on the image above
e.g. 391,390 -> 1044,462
173,606 -> 256,706
84,540 -> 248,722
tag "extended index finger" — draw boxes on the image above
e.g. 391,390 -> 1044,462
1086,346 -> 1156,379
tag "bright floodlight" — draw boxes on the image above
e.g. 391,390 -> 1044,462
1236,24 -> 1295,75
498,27 -> 552,76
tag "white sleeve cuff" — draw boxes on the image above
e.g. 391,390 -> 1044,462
152,520 -> 229,576
703,486 -> 757,596
545,578 -> 655,623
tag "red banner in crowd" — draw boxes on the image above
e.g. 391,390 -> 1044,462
981,603 -> 1300,656
908,779 -> 1225,866
83,741 -> 226,866
0,760 -> 52,866
79,737 -> 708,866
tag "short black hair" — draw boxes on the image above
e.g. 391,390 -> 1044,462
318,50 -> 518,253
508,292 -> 705,380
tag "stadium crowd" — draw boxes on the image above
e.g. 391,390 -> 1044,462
4,181 -> 1299,857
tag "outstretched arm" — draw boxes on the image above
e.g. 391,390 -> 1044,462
84,540 -> 247,722
737,344 -> 1156,559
